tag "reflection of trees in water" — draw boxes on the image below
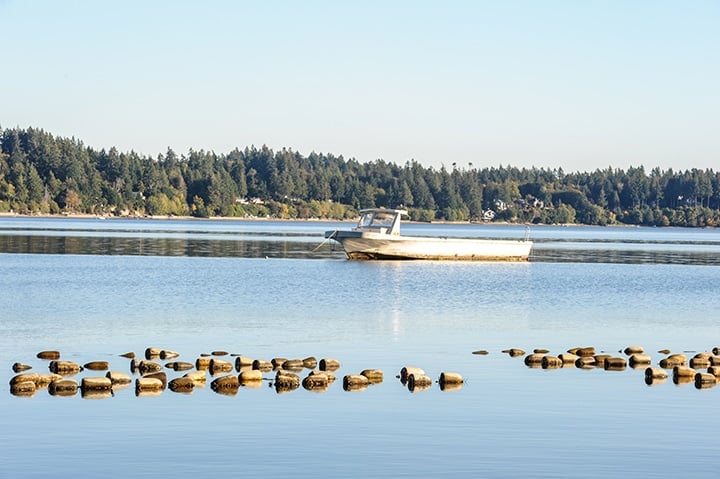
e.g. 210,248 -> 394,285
535,247 -> 720,265
0,236 -> 344,259
0,235 -> 718,264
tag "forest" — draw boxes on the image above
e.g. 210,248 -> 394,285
1,126 -> 718,227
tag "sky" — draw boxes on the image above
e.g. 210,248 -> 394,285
1,0 -> 718,173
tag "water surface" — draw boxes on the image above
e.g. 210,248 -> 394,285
1,217 -> 719,478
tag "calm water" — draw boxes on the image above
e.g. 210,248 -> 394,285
2,217 -> 720,478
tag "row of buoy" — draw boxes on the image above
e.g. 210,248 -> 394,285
495,345 -> 720,390
398,366 -> 464,392
9,348 -> 463,398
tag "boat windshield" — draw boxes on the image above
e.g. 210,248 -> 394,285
359,211 -> 396,229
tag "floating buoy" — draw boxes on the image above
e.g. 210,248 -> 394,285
211,350 -> 229,357
130,359 -> 141,373
400,366 -> 425,383
360,369 -> 384,384
302,373 -> 329,392
10,381 -> 37,397
160,350 -> 179,360
183,370 -> 207,386
472,350 -> 489,355
673,366 -> 696,380
344,374 -> 369,391
274,370 -> 300,386
713,347 -> 720,356
10,372 -> 40,387
49,379 -> 78,396
695,372 -> 717,389
210,375 -> 239,395
309,369 -> 335,384
709,356 -> 720,366
271,357 -> 288,369
657,349 -> 671,355
49,360 -> 82,376
320,358 -> 341,372
143,372 -> 167,389
407,374 -> 431,393
624,345 -> 644,355
523,354 -> 544,368
209,359 -> 233,375
168,377 -> 195,393
603,357 -> 627,371
593,355 -> 611,367
234,356 -> 253,371
106,371 -> 132,387
575,347 -> 596,357
690,357 -> 711,369
138,361 -> 163,375
659,355 -> 686,369
708,366 -> 720,378
575,357 -> 596,369
12,362 -> 32,373
136,377 -> 164,396
36,350 -> 60,360
534,348 -> 550,354
144,347 -> 162,360
81,377 -> 112,392
558,353 -> 579,365
252,359 -> 273,372
502,348 -> 525,357
120,352 -> 135,359
84,361 -> 109,371
166,361 -> 194,372
628,354 -> 652,368
282,359 -> 304,371
302,356 -> 318,369
239,369 -> 263,384
196,357 -> 211,371
645,367 -> 669,380
274,371 -> 300,393
439,372 -> 464,389
541,356 -> 563,369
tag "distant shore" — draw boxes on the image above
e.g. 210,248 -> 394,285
0,211 -> 497,225
0,211 -> 646,228
0,211 -> 338,222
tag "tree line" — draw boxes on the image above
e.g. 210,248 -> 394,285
1,126 -> 719,227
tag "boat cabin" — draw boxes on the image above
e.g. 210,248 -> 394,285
353,208 -> 408,235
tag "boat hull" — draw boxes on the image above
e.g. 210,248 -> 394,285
326,230 -> 532,261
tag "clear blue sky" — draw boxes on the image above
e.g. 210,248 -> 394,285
1,0 -> 718,173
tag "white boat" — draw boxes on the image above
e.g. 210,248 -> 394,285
324,208 -> 533,261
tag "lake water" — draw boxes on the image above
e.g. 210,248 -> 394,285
2,217 -> 720,478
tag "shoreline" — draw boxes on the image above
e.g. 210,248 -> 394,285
0,211 -> 336,222
0,211 -> 680,229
